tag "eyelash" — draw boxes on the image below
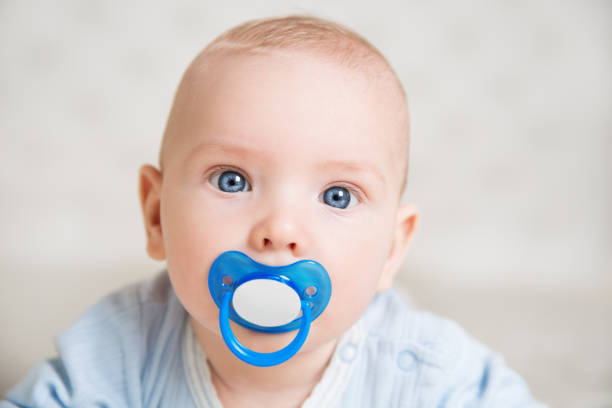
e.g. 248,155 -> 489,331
320,183 -> 363,207
205,166 -> 365,207
207,166 -> 252,190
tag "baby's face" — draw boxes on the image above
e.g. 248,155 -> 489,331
152,51 -> 414,354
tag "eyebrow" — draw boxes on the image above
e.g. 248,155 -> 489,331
316,160 -> 386,187
186,141 -> 266,161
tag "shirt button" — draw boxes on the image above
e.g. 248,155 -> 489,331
397,349 -> 417,371
339,342 -> 358,363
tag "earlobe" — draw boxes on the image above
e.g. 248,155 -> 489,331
138,164 -> 166,261
376,203 -> 419,293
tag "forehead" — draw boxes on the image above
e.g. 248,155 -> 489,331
166,51 -> 404,184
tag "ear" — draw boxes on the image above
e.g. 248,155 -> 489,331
138,164 -> 166,260
376,203 -> 419,292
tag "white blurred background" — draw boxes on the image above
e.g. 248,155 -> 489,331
1,1 -> 610,406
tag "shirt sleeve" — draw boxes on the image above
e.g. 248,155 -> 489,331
2,358 -> 74,408
447,354 -> 547,407
1,284 -> 142,407
437,321 -> 548,407
1,272 -> 187,408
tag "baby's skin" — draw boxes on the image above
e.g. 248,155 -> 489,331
138,49 -> 419,408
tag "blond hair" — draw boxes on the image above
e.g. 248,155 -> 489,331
159,15 -> 410,195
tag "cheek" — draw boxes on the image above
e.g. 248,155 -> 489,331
160,186 -> 248,330
163,196 -> 220,278
162,184 -> 251,270
318,213 -> 394,329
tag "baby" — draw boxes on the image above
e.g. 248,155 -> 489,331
2,15 -> 545,408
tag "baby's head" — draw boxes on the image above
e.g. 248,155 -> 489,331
139,15 -> 418,362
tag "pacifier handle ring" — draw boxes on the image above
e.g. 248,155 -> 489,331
219,289 -> 312,367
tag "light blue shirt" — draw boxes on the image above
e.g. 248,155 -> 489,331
2,271 -> 546,407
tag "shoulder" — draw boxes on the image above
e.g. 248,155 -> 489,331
62,269 -> 182,340
359,289 -> 478,380
3,270 -> 190,407
361,289 -> 478,364
55,269 -> 185,369
351,289 -> 546,407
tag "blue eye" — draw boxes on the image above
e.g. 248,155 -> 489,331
212,170 -> 250,193
322,186 -> 357,209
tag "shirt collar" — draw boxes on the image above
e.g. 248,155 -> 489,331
182,318 -> 364,408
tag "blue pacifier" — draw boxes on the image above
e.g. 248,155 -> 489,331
208,250 -> 332,367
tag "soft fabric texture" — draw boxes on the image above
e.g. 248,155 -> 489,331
1,270 -> 546,407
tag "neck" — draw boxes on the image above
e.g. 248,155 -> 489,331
191,316 -> 337,406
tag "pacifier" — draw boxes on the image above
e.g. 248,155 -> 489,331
208,250 -> 332,367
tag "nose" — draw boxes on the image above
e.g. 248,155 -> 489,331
247,207 -> 310,256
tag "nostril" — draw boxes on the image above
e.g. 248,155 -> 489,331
261,238 -> 297,251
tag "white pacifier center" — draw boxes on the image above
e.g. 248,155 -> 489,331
232,279 -> 302,327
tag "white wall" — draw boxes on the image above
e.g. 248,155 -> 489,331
1,0 -> 610,404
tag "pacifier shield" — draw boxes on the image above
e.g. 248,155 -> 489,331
208,250 -> 332,333
233,279 -> 301,327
